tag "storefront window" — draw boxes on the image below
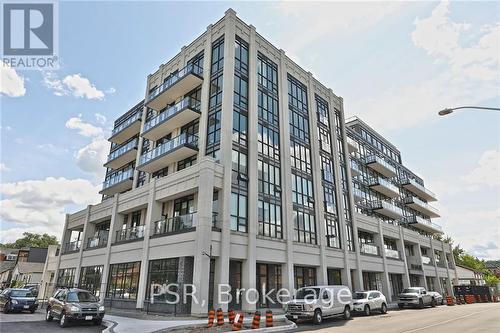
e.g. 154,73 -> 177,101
106,262 -> 140,299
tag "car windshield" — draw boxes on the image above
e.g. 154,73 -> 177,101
402,288 -> 421,294
295,288 -> 321,300
66,291 -> 97,303
353,292 -> 368,299
10,290 -> 33,297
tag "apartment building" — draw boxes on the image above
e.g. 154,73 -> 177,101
55,9 -> 457,315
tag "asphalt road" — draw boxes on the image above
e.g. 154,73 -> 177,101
294,302 -> 500,333
0,309 -> 103,333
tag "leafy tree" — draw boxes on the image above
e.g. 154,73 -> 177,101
0,232 -> 59,249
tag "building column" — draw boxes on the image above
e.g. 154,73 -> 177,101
429,239 -> 442,293
74,205 -> 92,285
241,25 -> 258,312
306,73 -> 327,285
136,179 -> 162,309
441,241 -> 454,296
191,163 -> 215,315
277,49 -> 295,295
398,227 -> 411,288
376,221 -> 392,301
99,195 -> 120,305
416,244 -> 428,289
449,242 -> 459,286
215,9 -> 237,311
196,24 -> 213,158
54,214 -> 70,286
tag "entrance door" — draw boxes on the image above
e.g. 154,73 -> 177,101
229,261 -> 242,310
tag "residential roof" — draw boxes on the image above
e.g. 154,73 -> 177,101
15,262 -> 45,274
0,261 -> 15,274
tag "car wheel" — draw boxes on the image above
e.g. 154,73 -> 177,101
46,308 -> 53,322
364,305 -> 370,316
313,309 -> 322,325
3,303 -> 9,314
398,303 -> 404,309
381,303 -> 387,314
441,299 -> 444,305
59,311 -> 69,328
343,306 -> 351,320
419,299 -> 424,309
30,309 -> 35,314
93,319 -> 102,326
431,298 -> 436,308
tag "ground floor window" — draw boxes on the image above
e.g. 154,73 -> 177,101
57,268 -> 76,287
409,274 -> 421,287
362,271 -> 382,291
389,274 -> 403,299
327,268 -> 342,285
256,263 -> 282,308
294,266 -> 317,289
229,261 -> 242,310
106,262 -> 140,300
426,276 -> 436,291
146,258 -> 178,302
79,265 -> 103,297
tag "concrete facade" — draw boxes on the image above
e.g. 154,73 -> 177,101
55,9 -> 457,315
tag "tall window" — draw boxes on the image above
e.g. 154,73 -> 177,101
147,258 -> 178,302
258,160 -> 281,197
206,36 -> 224,159
79,266 -> 103,297
258,124 -> 280,160
231,150 -> 248,189
106,262 -> 141,300
231,192 -> 247,232
325,217 -> 341,249
291,174 -> 314,208
258,200 -> 282,238
57,268 -> 76,287
294,266 -> 317,288
293,210 -> 316,244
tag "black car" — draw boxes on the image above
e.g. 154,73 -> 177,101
0,288 -> 39,313
46,288 -> 104,327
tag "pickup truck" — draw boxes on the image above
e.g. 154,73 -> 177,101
398,287 -> 436,309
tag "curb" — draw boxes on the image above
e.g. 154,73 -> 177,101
102,319 -> 119,333
153,318 -> 296,333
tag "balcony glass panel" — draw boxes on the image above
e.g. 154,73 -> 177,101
385,248 -> 400,259
360,243 -> 379,256
403,215 -> 443,233
369,200 -> 404,217
153,213 -> 196,236
139,133 -> 198,166
421,256 -> 432,265
107,139 -> 138,163
404,196 -> 439,216
115,225 -> 145,243
102,169 -> 134,191
111,112 -> 141,137
143,97 -> 201,133
87,231 -> 109,249
148,64 -> 203,102
364,155 -> 396,175
63,240 -> 81,253
401,178 -> 436,200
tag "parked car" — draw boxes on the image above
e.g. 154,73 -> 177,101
46,288 -> 104,328
0,288 -> 38,313
398,287 -> 436,309
352,290 -> 388,315
22,283 -> 40,298
427,291 -> 444,305
285,285 -> 353,324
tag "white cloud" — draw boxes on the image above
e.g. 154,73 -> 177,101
0,163 -> 10,172
0,64 -> 26,97
94,113 -> 107,125
347,1 -> 500,131
65,117 -> 104,137
42,71 -> 105,100
74,137 -> 109,179
0,177 -> 100,243
462,150 -> 500,186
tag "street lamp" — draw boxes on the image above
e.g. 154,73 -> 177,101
438,106 -> 500,116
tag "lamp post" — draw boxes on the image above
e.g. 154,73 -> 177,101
438,106 -> 500,116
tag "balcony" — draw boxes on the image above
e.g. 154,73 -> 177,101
421,256 -> 433,265
437,261 -> 446,268
63,240 -> 81,254
353,188 -> 365,203
142,97 -> 201,141
99,169 -> 134,196
404,196 -> 440,218
408,263 -> 423,271
86,231 -> 108,249
364,155 -> 396,178
147,64 -> 203,111
360,243 -> 379,256
401,178 -> 437,202
368,177 -> 399,198
109,112 -> 142,145
347,137 -> 358,153
350,160 -> 361,177
115,225 -> 145,243
403,215 -> 443,234
137,133 -> 198,174
385,248 -> 401,259
152,213 -> 196,236
368,200 -> 404,219
104,139 -> 138,170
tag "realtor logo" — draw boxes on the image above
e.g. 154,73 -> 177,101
3,3 -> 53,55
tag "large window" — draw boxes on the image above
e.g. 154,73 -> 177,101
234,74 -> 248,110
324,186 -> 337,214
258,200 -> 282,238
293,210 -> 316,244
231,150 -> 248,189
258,124 -> 280,160
325,217 -> 341,249
79,266 -> 103,297
231,192 -> 247,232
291,174 -> 314,208
316,95 -> 330,127
289,111 -> 310,142
294,266 -> 317,288
288,76 -> 308,113
106,262 -> 141,300
257,53 -> 278,95
211,37 -> 224,73
290,141 -> 312,174
234,37 -> 248,74
57,268 -> 76,287
258,90 -> 279,127
258,160 -> 281,197
232,110 -> 247,146
146,258 -> 178,302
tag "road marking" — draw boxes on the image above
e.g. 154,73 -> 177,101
399,308 -> 495,333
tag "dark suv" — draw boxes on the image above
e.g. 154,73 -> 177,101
46,288 -> 104,328
0,288 -> 38,313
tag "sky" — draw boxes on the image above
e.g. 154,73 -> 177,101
1,1 -> 499,259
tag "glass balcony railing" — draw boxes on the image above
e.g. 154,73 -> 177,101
403,215 -> 443,233
437,261 -> 446,268
404,196 -> 439,216
368,177 -> 399,193
401,178 -> 436,200
153,213 -> 196,236
63,240 -> 81,254
353,187 -> 365,201
111,112 -> 141,137
143,97 -> 201,133
421,256 -> 432,265
106,139 -> 138,163
350,160 -> 361,175
148,64 -> 203,102
360,243 -> 379,256
368,200 -> 404,217
385,248 -> 401,259
86,231 -> 109,249
102,169 -> 134,191
115,225 -> 145,243
139,133 -> 198,167
364,155 -> 396,175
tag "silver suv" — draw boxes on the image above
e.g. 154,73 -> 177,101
46,288 -> 105,328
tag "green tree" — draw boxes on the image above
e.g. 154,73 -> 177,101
0,232 -> 59,249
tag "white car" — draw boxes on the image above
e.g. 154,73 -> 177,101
352,290 -> 388,316
427,291 -> 444,305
